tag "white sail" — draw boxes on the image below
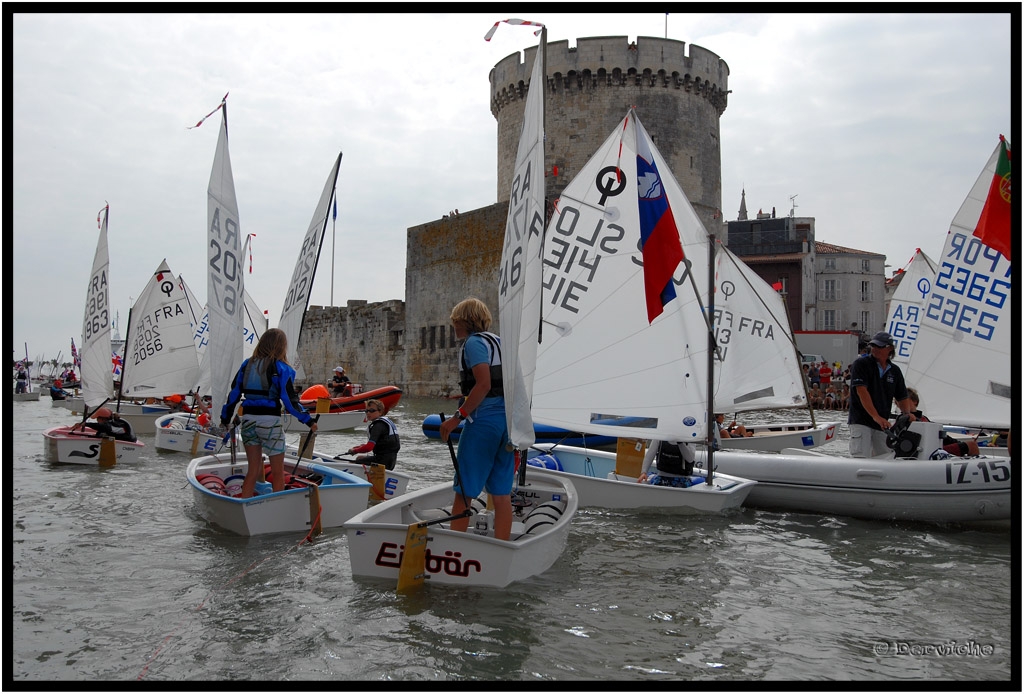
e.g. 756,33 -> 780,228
81,205 -> 114,409
119,260 -> 201,399
206,104 -> 245,420
904,140 -> 1012,428
532,110 -> 712,442
711,244 -> 807,411
884,248 -> 938,371
498,30 -> 546,450
277,152 -> 343,381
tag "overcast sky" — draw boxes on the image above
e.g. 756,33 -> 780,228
10,10 -> 1012,366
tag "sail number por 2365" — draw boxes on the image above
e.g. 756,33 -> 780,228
945,459 -> 1010,485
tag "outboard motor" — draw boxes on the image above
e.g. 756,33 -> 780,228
886,414 -> 921,458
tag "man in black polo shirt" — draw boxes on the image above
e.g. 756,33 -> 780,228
848,331 -> 916,458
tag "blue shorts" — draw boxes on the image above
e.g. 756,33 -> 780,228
453,414 -> 514,497
239,415 -> 286,455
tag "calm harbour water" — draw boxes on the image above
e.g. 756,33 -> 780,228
11,396 -> 1015,685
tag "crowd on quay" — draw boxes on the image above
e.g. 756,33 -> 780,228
803,359 -> 853,411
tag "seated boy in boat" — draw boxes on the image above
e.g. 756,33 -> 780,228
70,407 -> 138,442
638,440 -> 700,487
716,413 -> 753,438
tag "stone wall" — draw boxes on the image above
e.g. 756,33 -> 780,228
403,202 -> 509,396
297,299 -> 405,391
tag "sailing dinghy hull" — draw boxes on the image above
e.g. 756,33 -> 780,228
528,444 -> 755,514
187,453 -> 372,536
154,412 -> 222,455
345,469 -> 578,588
421,413 -> 615,448
717,421 -> 839,452
283,442 -> 413,502
43,426 -> 145,465
282,409 -> 366,433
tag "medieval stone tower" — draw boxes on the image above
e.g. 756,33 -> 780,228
299,36 -> 730,396
490,36 -> 729,236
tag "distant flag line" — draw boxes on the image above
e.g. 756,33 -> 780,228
188,92 -> 229,130
484,18 -> 544,41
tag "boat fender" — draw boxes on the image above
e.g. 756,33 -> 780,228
197,474 -> 226,495
525,454 -> 562,471
524,516 -> 555,534
224,474 -> 245,496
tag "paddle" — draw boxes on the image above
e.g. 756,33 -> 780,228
396,412 -> 472,592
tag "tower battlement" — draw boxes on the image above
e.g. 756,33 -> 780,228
490,36 -> 730,117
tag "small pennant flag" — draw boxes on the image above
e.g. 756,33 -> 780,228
485,18 -> 544,41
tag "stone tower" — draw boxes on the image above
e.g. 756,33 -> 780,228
489,36 -> 729,237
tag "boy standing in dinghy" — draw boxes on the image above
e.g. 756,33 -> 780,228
438,298 -> 514,541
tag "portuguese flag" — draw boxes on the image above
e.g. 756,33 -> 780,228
973,135 -> 1012,261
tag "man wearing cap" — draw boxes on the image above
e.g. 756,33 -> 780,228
848,331 -> 915,457
71,407 -> 138,442
329,366 -> 352,397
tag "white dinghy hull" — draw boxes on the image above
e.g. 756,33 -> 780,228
718,421 -> 839,452
154,412 -> 222,455
529,445 -> 755,514
283,443 -> 412,502
43,426 -> 144,465
345,469 -> 578,589
187,453 -> 372,536
282,409 -> 366,433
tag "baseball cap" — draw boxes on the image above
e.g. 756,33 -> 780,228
868,331 -> 894,348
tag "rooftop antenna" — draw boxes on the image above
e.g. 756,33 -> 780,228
789,194 -> 799,218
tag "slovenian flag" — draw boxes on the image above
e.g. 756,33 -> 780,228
636,125 -> 685,323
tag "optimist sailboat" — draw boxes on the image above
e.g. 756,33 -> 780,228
524,108 -> 755,513
154,261 -> 268,454
111,260 -> 201,436
43,205 -> 145,465
708,242 -> 837,451
903,137 -> 1012,435
346,22 -> 578,589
